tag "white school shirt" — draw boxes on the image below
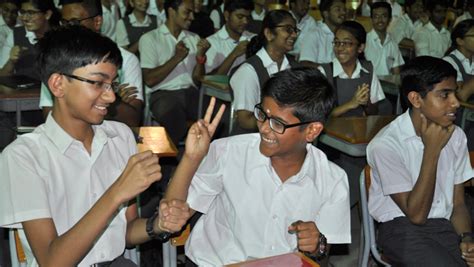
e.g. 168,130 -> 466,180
299,22 -> 335,64
0,16 -> 12,58
389,1 -> 403,19
412,22 -> 450,58
146,0 -> 166,25
388,13 -> 422,45
0,114 -> 136,266
289,12 -> 318,59
116,13 -> 158,47
139,24 -> 200,92
364,30 -> 404,76
186,133 -> 351,266
251,9 -> 266,21
367,110 -> 474,223
39,47 -> 144,108
101,2 -> 120,41
443,49 -> 474,82
454,12 -> 473,27
317,58 -> 386,104
210,4 -> 224,30
205,26 -> 255,73
230,47 -> 291,112
0,28 -> 36,68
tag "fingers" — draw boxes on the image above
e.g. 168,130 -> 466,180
203,97 -> 216,122
159,199 -> 191,233
288,221 -> 319,253
209,104 -> 226,133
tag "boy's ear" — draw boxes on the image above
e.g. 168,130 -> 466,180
48,73 -> 65,98
93,16 -> 103,32
407,91 -> 422,109
305,122 -> 324,142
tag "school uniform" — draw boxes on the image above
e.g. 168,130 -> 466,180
299,22 -> 335,64
388,13 -> 422,45
412,21 -> 450,58
289,12 -> 318,59
364,30 -> 404,76
116,13 -> 158,48
0,27 -> 39,79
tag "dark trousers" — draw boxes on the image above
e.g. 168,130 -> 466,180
378,217 -> 465,267
149,88 -> 199,146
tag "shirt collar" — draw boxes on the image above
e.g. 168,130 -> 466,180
398,109 -> 419,141
452,49 -> 473,64
159,23 -> 189,39
332,58 -> 368,78
217,26 -> 254,42
25,29 -> 37,45
368,29 -> 392,46
0,16 -> 5,26
128,13 -> 152,25
256,47 -> 290,69
425,21 -> 447,33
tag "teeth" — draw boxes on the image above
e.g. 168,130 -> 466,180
94,105 -> 107,110
262,136 -> 276,144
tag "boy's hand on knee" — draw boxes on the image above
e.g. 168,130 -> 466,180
419,113 -> 455,152
156,199 -> 191,233
288,220 -> 320,254
113,151 -> 161,202
460,242 -> 474,266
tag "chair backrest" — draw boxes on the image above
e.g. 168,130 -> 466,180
14,229 -> 26,263
359,166 -> 391,266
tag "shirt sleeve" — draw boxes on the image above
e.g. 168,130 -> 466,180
230,63 -> 260,112
115,19 -> 130,47
209,9 -> 221,30
204,37 -> 219,73
39,83 -> 53,108
370,73 -> 386,103
121,51 -> 144,101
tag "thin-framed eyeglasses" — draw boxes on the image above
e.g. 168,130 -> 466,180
18,9 -> 43,18
274,24 -> 301,35
254,104 -> 315,134
61,73 -> 118,92
60,14 -> 98,26
332,40 -> 356,48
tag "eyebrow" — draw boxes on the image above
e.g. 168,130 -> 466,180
88,72 -> 118,81
262,107 -> 289,124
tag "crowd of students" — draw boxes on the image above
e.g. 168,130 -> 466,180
0,0 -> 473,266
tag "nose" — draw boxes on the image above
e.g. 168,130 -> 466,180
259,118 -> 272,134
189,12 -> 195,21
102,89 -> 116,104
451,94 -> 460,109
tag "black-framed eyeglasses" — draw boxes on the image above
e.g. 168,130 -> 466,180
274,24 -> 300,35
254,104 -> 315,134
18,9 -> 43,18
61,73 -> 118,92
332,40 -> 356,47
60,14 -> 98,26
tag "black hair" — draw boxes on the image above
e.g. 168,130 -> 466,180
424,0 -> 449,13
445,19 -> 474,55
37,25 -> 122,85
60,0 -> 103,16
21,0 -> 61,26
319,0 -> 345,13
246,9 -> 295,58
164,0 -> 185,18
468,0 -> 474,8
224,0 -> 253,13
261,67 -> 335,124
404,0 -> 420,8
336,20 -> 366,60
0,0 -> 20,5
370,1 -> 391,19
400,56 -> 456,110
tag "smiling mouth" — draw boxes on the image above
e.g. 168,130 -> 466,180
261,136 -> 277,144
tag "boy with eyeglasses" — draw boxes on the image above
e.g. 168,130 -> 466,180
164,67 -> 351,266
0,25 -> 195,266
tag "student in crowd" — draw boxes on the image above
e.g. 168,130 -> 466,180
454,0 -> 474,26
230,10 -> 299,134
116,0 -> 158,55
209,0 -> 224,31
101,0 -> 121,41
40,0 -> 144,128
386,0 -> 402,19
288,0 -> 318,59
388,0 -> 424,48
192,0 -> 254,84
299,0 -> 346,67
0,25 -> 191,267
444,19 -> 474,103
367,56 -> 474,266
318,21 -> 386,117
365,1 -> 404,75
139,0 -> 209,146
0,0 -> 20,51
0,0 -> 60,79
165,67 -> 351,266
147,0 -> 166,25
247,0 -> 265,34
413,0 -> 450,58
188,0 -> 214,38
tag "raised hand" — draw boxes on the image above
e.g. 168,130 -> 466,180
116,83 -> 138,104
419,113 -> 455,153
156,199 -> 191,233
174,41 -> 189,62
288,220 -> 321,254
112,151 -> 161,203
185,97 -> 225,161
196,39 -> 211,57
350,83 -> 369,109
231,40 -> 250,57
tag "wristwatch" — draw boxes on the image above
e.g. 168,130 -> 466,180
304,233 -> 327,262
146,211 -> 171,242
460,232 -> 474,243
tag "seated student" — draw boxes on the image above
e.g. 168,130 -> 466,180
165,67 -> 351,266
40,0 -> 144,128
413,0 -> 450,58
318,21 -> 386,117
192,0 -> 254,84
365,1 -> 404,76
246,0 -> 266,34
139,0 -> 209,146
209,0 -> 224,31
288,0 -> 318,59
147,0 -> 166,25
387,0 -> 424,49
188,0 -> 214,38
443,19 -> 474,103
367,56 -> 474,266
0,0 -> 20,52
0,0 -> 60,79
454,0 -> 474,26
230,10 -> 299,134
116,0 -> 159,55
299,0 -> 346,67
0,25 -> 191,267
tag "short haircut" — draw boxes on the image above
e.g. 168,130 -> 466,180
400,56 -> 456,110
261,67 -> 335,124
319,0 -> 345,13
164,0 -> 185,18
37,25 -> 122,85
370,1 -> 391,19
60,0 -> 103,16
224,0 -> 253,13
424,0 -> 448,13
